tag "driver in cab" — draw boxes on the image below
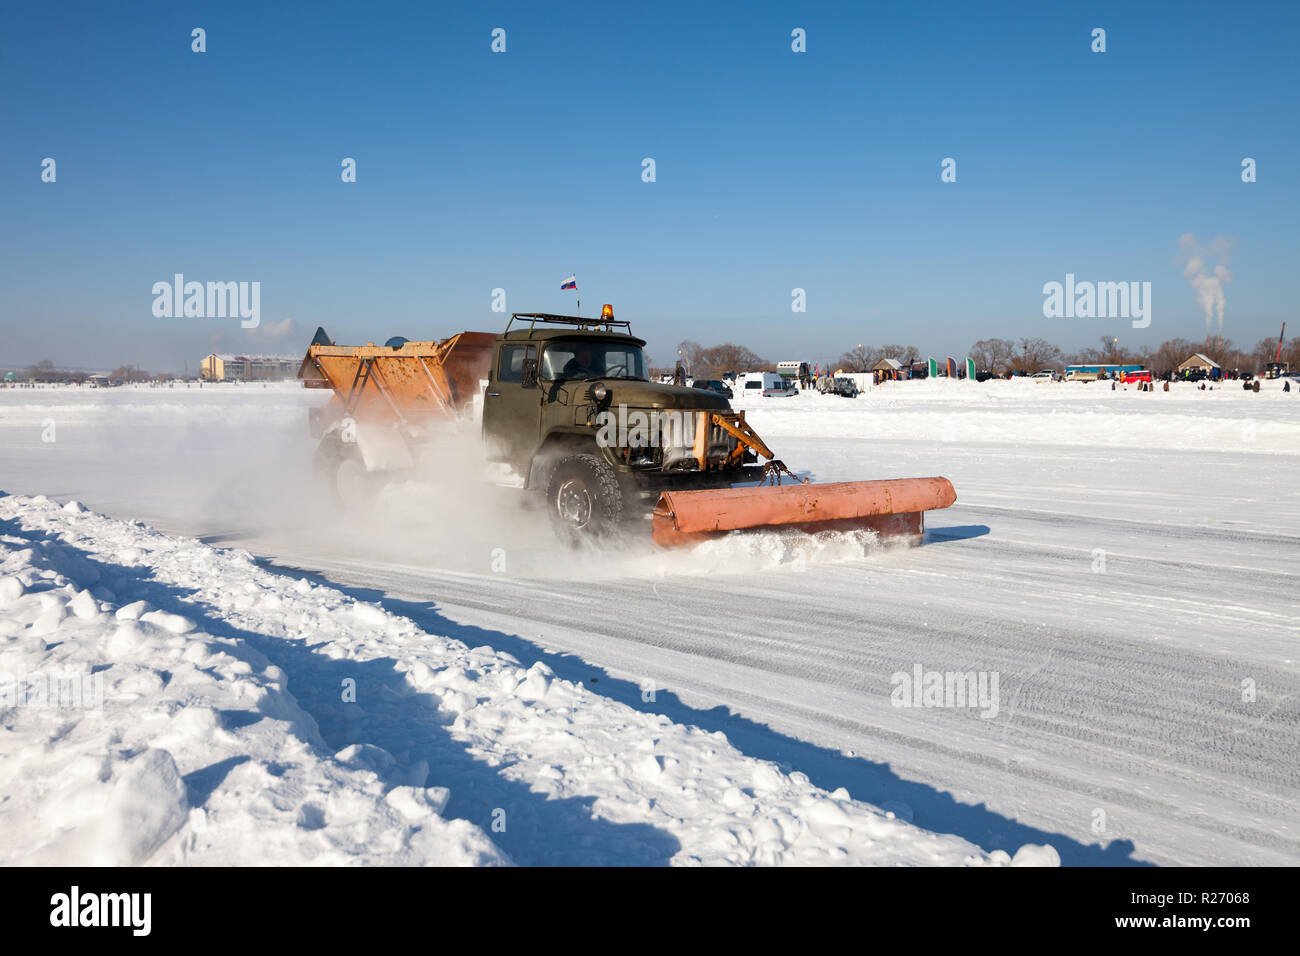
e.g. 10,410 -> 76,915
561,345 -> 602,379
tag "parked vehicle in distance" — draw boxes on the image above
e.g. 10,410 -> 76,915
777,360 -> 810,384
829,376 -> 859,398
1031,370 -> 1059,383
1121,369 -> 1152,383
694,379 -> 733,399
743,371 -> 796,397
1065,364 -> 1144,381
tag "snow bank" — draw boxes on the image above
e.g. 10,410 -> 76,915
735,378 -> 1300,455
0,495 -> 506,866
0,492 -> 1040,865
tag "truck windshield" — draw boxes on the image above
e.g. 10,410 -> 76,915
542,339 -> 647,381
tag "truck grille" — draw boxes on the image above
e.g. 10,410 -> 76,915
659,410 -> 735,470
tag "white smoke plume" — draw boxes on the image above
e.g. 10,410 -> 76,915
1177,233 -> 1234,333
209,316 -> 298,351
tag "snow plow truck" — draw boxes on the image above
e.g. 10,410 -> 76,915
297,306 -> 956,547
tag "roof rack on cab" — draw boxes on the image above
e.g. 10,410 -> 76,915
506,305 -> 631,335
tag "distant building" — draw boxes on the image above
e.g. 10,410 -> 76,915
872,358 -> 905,380
1177,353 -> 1220,375
200,353 -> 298,382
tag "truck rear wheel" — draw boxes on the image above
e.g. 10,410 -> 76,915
314,433 -> 380,510
546,454 -> 624,545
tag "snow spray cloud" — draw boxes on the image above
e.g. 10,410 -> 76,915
1177,233 -> 1234,334
325,418 -> 561,573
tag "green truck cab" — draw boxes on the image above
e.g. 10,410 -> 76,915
482,311 -> 763,541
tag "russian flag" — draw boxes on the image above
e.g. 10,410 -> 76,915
560,275 -> 577,290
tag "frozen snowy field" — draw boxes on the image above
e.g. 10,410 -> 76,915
2,377 -> 1298,865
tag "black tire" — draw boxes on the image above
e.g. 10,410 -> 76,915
314,433 -> 381,509
545,454 -> 624,546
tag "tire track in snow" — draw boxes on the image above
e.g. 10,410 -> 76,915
248,509 -> 1300,866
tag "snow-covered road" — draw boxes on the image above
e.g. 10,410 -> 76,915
3,379 -> 1297,865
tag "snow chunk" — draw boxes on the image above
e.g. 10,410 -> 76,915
517,663 -> 552,701
1011,843 -> 1061,867
439,690 -> 476,715
804,799 -> 854,828
140,610 -> 196,634
633,754 -> 664,779
69,589 -> 100,620
0,576 -> 25,606
384,785 -> 450,821
335,743 -> 397,777
721,787 -> 749,809
115,600 -> 150,620
881,801 -> 914,824
30,601 -> 67,637
104,749 -> 190,864
350,602 -> 389,627
751,764 -> 785,793
107,620 -> 156,656
39,750 -> 189,866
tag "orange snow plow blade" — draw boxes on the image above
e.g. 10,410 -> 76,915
651,476 -> 956,547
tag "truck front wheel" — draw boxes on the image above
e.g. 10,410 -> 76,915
546,454 -> 624,545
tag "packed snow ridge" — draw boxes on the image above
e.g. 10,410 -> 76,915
0,492 -> 1058,866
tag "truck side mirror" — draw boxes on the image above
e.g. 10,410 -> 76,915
521,358 -> 538,389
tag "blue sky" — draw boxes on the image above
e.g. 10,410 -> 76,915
2,0 -> 1297,372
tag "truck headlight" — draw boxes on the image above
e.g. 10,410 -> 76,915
590,383 -> 608,401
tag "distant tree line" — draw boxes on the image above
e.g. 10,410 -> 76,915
837,334 -> 1298,377
835,344 -> 921,372
961,334 -> 1298,376
663,341 -> 775,378
12,360 -> 171,383
652,333 -> 1297,379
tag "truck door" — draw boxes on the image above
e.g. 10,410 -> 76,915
482,343 -> 540,474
